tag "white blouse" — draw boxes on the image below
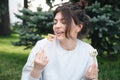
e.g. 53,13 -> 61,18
21,38 -> 98,80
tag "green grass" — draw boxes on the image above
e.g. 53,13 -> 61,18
0,34 -> 30,80
0,34 -> 120,80
98,56 -> 120,80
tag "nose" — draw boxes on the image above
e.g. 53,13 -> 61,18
55,21 -> 62,28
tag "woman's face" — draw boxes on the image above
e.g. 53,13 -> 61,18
53,12 -> 81,41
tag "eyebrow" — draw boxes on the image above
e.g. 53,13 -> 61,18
54,18 -> 65,21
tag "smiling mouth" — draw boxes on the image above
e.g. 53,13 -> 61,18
55,31 -> 64,36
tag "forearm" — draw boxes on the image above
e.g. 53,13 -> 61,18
21,66 -> 42,80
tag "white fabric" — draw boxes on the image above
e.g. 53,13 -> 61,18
21,38 -> 98,80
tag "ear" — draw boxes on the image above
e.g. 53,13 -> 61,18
76,24 -> 83,32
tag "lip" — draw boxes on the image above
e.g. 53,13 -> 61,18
55,30 -> 64,36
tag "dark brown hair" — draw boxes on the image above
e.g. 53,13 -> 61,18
53,0 -> 89,39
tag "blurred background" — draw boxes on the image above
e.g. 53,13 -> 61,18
0,0 -> 120,80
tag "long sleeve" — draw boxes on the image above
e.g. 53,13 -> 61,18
21,40 -> 45,80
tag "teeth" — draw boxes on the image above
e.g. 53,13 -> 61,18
56,31 -> 64,34
57,32 -> 63,34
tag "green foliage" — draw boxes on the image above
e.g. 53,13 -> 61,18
13,8 -> 53,49
13,1 -> 120,56
46,0 -> 54,9
86,1 -> 120,55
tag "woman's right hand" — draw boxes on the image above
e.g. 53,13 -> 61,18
30,49 -> 48,78
34,49 -> 48,70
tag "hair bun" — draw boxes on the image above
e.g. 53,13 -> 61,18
77,0 -> 88,9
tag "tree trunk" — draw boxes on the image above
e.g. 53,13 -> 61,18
23,0 -> 28,25
91,30 -> 103,56
0,0 -> 10,36
24,0 -> 28,8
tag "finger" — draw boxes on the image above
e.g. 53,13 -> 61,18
44,56 -> 48,64
93,63 -> 97,68
41,49 -> 46,60
43,53 -> 48,61
35,51 -> 40,59
88,65 -> 92,73
36,51 -> 40,56
41,53 -> 48,66
87,65 -> 95,77
91,65 -> 98,78
43,56 -> 47,64
85,65 -> 92,77
41,48 -> 44,54
93,64 -> 98,73
42,52 -> 46,61
38,49 -> 44,59
91,64 -> 97,71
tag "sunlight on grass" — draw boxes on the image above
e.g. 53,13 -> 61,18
0,34 -> 30,80
0,34 -> 30,54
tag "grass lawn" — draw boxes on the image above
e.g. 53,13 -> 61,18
0,34 -> 30,80
98,56 -> 120,80
0,34 -> 120,80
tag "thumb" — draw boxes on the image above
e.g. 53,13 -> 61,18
41,48 -> 44,54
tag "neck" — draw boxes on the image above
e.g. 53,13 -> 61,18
59,38 -> 77,51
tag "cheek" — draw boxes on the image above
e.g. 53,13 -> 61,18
53,26 -> 55,31
70,28 -> 78,35
63,25 -> 67,31
71,27 -> 76,33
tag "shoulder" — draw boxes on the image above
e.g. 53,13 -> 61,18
78,39 -> 95,52
35,38 -> 56,48
30,38 -> 53,55
30,39 -> 47,52
30,38 -> 48,51
36,38 -> 47,44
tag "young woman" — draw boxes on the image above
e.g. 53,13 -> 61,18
21,0 -> 98,80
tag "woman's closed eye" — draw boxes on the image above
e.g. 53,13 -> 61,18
61,20 -> 66,25
53,19 -> 66,25
53,19 -> 57,25
53,22 -> 57,25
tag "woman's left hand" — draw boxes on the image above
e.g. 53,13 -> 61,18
84,63 -> 99,80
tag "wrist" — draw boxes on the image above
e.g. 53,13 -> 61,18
84,77 -> 97,80
84,76 -> 92,80
30,68 -> 42,79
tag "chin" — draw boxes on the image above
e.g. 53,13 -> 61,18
56,36 -> 65,41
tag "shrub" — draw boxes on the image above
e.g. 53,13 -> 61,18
86,1 -> 120,56
13,8 -> 53,49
